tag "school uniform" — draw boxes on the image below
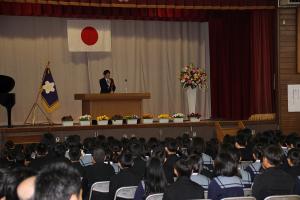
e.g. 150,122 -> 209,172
244,160 -> 261,182
163,176 -> 204,200
239,168 -> 252,188
163,154 -> 180,184
252,167 -> 296,200
109,168 -> 140,200
208,176 -> 244,200
190,172 -> 211,189
202,153 -> 214,171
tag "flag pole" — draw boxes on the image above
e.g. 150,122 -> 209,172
24,61 -> 53,125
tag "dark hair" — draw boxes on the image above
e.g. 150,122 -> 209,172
65,135 -> 81,149
252,144 -> 263,161
235,130 -> 249,146
174,158 -> 193,177
0,168 -> 7,198
165,139 -> 178,153
287,148 -> 300,166
190,137 -> 205,154
34,162 -> 81,200
118,151 -> 133,168
54,143 -> 67,158
263,145 -> 284,167
144,157 -> 167,197
69,147 -> 81,162
214,152 -> 238,177
188,154 -> 203,173
92,147 -> 106,163
36,143 -> 48,156
5,167 -> 36,200
83,137 -> 95,154
103,70 -> 110,75
130,142 -> 143,158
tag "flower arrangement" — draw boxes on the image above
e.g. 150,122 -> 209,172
180,64 -> 207,89
142,114 -> 153,119
188,113 -> 201,119
158,114 -> 170,119
96,115 -> 110,121
124,115 -> 139,120
61,115 -> 73,121
79,114 -> 91,121
172,113 -> 185,118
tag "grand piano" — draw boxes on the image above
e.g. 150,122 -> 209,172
0,75 -> 15,127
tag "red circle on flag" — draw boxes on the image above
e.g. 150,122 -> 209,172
81,26 -> 98,46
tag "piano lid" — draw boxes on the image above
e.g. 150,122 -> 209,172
0,75 -> 15,93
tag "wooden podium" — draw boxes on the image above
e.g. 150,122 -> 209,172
74,93 -> 151,118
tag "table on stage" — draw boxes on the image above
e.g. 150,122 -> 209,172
74,93 -> 151,118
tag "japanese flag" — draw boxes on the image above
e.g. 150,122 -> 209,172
67,20 -> 111,52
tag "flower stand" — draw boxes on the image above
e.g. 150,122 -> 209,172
80,120 -> 91,126
97,120 -> 109,125
127,119 -> 138,125
112,120 -> 123,125
62,121 -> 74,126
142,119 -> 154,124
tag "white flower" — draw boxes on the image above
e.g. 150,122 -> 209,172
42,81 -> 55,94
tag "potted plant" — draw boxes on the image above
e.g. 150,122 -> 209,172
61,115 -> 74,126
172,113 -> 185,123
124,115 -> 139,125
188,113 -> 201,122
79,114 -> 92,126
142,114 -> 154,124
111,114 -> 123,125
96,115 -> 109,125
158,114 -> 170,123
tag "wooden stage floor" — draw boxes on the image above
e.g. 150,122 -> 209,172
0,120 -> 277,147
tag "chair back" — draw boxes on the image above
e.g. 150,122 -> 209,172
221,197 -> 256,200
89,181 -> 110,200
113,186 -> 138,200
204,191 -> 208,199
264,195 -> 300,200
243,188 -> 253,196
145,193 -> 164,200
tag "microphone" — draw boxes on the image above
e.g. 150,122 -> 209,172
124,79 -> 128,93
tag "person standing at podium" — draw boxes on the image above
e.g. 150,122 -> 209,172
99,70 -> 116,93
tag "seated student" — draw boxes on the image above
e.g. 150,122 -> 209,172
163,139 -> 180,184
190,137 -> 214,172
235,129 -> 253,161
83,147 -> 115,199
34,162 -> 82,200
208,153 -> 244,200
134,157 -> 167,200
109,151 -> 140,200
80,137 -> 95,167
130,142 -> 146,180
286,148 -> 300,178
189,154 -> 211,190
29,143 -> 52,171
3,167 -> 36,200
163,157 -> 204,200
245,144 -> 263,182
252,145 -> 296,200
69,147 -> 85,177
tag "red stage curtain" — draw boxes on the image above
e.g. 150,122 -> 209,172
209,11 -> 275,120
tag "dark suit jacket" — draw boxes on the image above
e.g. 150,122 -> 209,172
252,167 -> 296,200
109,168 -> 140,200
100,78 -> 116,93
163,176 -> 204,200
131,157 -> 146,180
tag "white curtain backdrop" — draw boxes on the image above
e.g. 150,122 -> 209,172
0,16 -> 211,125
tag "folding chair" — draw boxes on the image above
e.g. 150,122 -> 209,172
221,197 -> 256,200
145,193 -> 164,200
89,181 -> 110,200
204,191 -> 208,199
264,195 -> 300,200
244,188 -> 253,197
113,186 -> 138,200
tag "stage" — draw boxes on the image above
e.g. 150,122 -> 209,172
0,120 -> 277,147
